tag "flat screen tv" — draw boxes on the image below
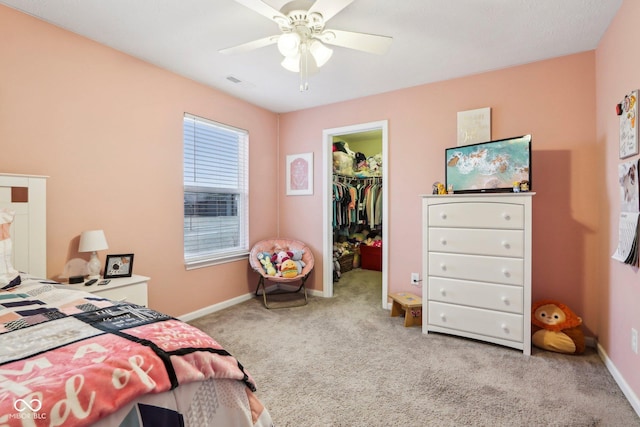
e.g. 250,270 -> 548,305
445,134 -> 532,193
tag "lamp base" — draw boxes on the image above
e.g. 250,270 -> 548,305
87,251 -> 102,280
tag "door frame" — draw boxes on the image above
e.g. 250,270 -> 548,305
322,120 -> 389,308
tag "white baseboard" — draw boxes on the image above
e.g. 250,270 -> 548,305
178,293 -> 255,322
596,341 -> 640,418
307,288 -> 323,297
178,286 -> 323,322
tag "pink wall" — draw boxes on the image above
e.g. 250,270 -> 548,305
0,5 -> 279,316
279,52 -> 600,333
596,0 -> 640,401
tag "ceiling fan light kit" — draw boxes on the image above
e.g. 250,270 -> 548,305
309,39 -> 333,67
281,53 -> 301,72
277,32 -> 301,56
223,0 -> 392,91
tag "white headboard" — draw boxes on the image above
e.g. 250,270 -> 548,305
0,173 -> 47,278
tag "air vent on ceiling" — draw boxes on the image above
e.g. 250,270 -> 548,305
226,75 -> 255,88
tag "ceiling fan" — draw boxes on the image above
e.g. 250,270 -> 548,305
220,0 -> 393,90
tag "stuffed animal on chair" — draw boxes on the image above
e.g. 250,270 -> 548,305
257,252 -> 276,276
289,249 -> 306,274
531,300 -> 585,355
280,259 -> 299,278
271,250 -> 292,276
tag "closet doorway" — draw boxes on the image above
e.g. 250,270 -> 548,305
322,120 -> 388,309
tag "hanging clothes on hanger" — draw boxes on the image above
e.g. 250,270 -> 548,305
362,177 -> 382,229
333,174 -> 382,233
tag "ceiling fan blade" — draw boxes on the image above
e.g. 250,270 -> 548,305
219,35 -> 279,55
307,0 -> 354,22
319,29 -> 392,55
232,0 -> 287,24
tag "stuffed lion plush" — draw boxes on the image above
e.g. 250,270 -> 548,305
531,300 -> 585,355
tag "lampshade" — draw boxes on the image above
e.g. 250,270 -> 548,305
79,230 -> 109,252
79,230 -> 108,279
281,53 -> 301,72
277,33 -> 301,57
309,40 -> 333,68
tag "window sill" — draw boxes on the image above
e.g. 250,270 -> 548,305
185,252 -> 249,270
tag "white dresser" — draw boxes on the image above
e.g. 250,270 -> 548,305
422,193 -> 534,355
65,275 -> 149,307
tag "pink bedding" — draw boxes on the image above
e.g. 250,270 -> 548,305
0,276 -> 272,426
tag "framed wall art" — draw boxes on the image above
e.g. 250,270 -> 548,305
104,254 -> 134,278
457,107 -> 491,146
619,90 -> 638,159
286,152 -> 313,195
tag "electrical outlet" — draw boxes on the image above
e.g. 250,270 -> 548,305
411,273 -> 420,286
632,328 -> 638,355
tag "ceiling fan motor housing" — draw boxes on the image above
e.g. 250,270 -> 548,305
279,10 -> 325,38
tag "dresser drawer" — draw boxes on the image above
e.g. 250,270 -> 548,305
94,282 -> 148,306
428,202 -> 524,229
428,301 -> 523,342
428,277 -> 523,313
428,252 -> 523,285
429,227 -> 524,257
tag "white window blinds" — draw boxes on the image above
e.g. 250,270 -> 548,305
183,113 -> 249,267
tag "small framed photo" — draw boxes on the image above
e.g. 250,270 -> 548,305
104,254 -> 134,278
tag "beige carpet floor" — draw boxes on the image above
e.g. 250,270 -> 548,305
190,269 -> 640,426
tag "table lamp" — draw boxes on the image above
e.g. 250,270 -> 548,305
79,230 -> 109,279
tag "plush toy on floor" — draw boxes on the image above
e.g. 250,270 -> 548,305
531,299 -> 585,355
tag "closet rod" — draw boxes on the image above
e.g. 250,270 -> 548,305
333,173 -> 382,183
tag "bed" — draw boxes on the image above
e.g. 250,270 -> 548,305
0,173 -> 273,427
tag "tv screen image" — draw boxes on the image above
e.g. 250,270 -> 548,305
445,134 -> 532,193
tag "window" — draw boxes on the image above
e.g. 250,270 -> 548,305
183,113 -> 249,268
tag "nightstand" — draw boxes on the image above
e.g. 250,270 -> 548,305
66,275 -> 149,306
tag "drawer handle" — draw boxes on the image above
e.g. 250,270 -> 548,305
440,313 -> 447,321
440,212 -> 447,220
502,212 -> 511,221
501,296 -> 510,305
502,268 -> 511,278
440,238 -> 447,246
440,263 -> 447,271
440,288 -> 446,297
501,323 -> 509,333
501,240 -> 511,249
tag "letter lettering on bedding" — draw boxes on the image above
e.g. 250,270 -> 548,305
111,355 -> 155,390
49,375 -> 94,426
72,343 -> 108,364
0,358 -> 52,395
111,367 -> 128,389
0,358 -> 52,378
0,377 -> 45,396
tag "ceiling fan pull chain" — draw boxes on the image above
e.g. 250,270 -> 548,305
300,46 -> 309,92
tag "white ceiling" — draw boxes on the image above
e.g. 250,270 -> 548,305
1,0 -> 623,113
